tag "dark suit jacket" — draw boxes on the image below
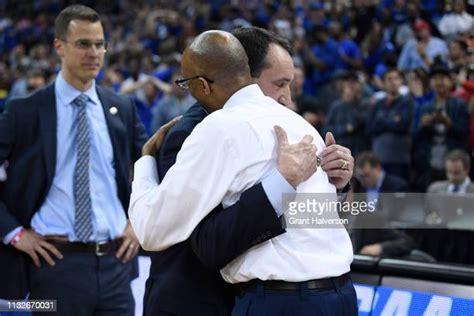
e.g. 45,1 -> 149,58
413,97 -> 470,170
145,103 -> 285,316
351,174 -> 414,257
0,83 -> 147,299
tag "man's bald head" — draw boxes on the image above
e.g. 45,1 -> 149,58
183,31 -> 250,89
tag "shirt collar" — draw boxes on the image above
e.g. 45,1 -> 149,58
368,171 -> 385,191
55,72 -> 100,107
448,178 -> 471,193
223,84 -> 264,110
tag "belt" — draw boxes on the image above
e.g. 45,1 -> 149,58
46,238 -> 123,256
237,272 -> 351,293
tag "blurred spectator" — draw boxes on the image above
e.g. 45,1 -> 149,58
427,149 -> 473,193
351,152 -> 414,258
150,72 -> 194,132
438,0 -> 474,41
323,71 -> 371,156
360,20 -> 396,77
303,25 -> 342,94
367,68 -> 415,180
291,66 -> 324,129
101,68 -> 123,93
406,67 -> 435,130
448,39 -> 470,83
329,21 -> 363,70
413,64 -> 470,190
351,226 -> 415,258
398,19 -> 448,71
123,76 -> 170,136
303,2 -> 329,32
355,151 -> 409,203
119,57 -> 149,101
25,69 -> 48,95
0,63 -> 10,111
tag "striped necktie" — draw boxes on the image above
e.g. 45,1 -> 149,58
72,94 -> 93,241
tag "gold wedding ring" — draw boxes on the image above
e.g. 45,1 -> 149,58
340,159 -> 349,170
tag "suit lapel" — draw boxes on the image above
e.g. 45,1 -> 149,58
39,83 -> 57,187
96,86 -> 121,171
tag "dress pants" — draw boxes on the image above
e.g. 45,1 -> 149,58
232,278 -> 358,316
29,252 -> 134,316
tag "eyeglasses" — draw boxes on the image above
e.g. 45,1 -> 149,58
175,76 -> 214,90
62,39 -> 108,52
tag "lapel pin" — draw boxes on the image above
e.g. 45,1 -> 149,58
109,106 -> 118,115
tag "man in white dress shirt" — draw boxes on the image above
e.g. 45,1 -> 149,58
129,30 -> 357,315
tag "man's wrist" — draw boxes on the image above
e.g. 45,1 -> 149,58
337,182 -> 352,193
10,228 -> 25,246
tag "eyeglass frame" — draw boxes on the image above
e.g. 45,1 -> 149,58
60,38 -> 108,52
175,76 -> 214,90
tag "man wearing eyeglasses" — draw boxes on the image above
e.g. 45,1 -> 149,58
0,5 -> 147,315
131,28 -> 355,315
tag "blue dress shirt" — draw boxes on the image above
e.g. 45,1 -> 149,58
30,73 -> 127,242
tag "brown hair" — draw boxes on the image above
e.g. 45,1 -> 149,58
54,5 -> 101,40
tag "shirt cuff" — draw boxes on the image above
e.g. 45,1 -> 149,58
261,169 -> 296,217
3,226 -> 23,245
134,155 -> 159,183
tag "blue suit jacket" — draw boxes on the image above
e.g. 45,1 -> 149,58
144,103 -> 286,316
0,83 -> 147,299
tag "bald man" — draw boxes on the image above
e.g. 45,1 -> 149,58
129,30 -> 357,316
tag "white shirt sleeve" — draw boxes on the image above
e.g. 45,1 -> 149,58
128,122 -> 240,251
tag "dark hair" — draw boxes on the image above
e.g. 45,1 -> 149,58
450,39 -> 469,54
446,150 -> 471,170
27,68 -> 45,79
54,5 -> 101,40
382,67 -> 403,80
355,151 -> 381,169
231,27 -> 291,78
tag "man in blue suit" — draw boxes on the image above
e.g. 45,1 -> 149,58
0,5 -> 147,315
141,27 -> 354,316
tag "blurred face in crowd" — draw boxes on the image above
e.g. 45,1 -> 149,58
255,43 -> 295,107
383,70 -> 403,96
54,19 -> 105,90
449,41 -> 465,61
430,73 -> 452,97
290,67 -> 304,99
171,73 -> 187,98
357,163 -> 382,189
143,82 -> 157,102
27,75 -> 46,93
453,0 -> 465,14
342,78 -> 362,102
446,159 -> 469,185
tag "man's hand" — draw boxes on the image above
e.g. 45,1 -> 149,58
274,125 -> 318,188
421,113 -> 434,127
435,113 -> 452,127
13,229 -> 63,267
142,116 -> 181,156
116,221 -> 140,263
319,132 -> 354,190
359,243 -> 383,256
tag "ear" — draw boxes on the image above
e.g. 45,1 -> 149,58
198,78 -> 212,95
54,38 -> 64,59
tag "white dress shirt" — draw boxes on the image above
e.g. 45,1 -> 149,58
129,84 -> 353,282
448,178 -> 471,194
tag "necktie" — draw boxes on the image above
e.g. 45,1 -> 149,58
72,94 -> 93,241
452,185 -> 460,193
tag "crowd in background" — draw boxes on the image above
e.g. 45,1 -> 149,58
1,0 -> 474,262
